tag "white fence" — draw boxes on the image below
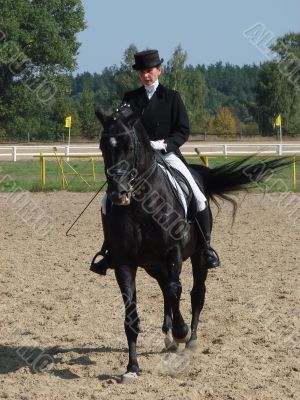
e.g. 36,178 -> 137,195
1,143 -> 300,161
0,145 -> 100,161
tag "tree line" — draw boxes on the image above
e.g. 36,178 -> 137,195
71,46 -> 260,138
0,1 -> 299,141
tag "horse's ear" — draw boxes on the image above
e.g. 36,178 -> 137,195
95,104 -> 107,126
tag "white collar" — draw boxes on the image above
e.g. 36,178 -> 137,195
144,80 -> 159,98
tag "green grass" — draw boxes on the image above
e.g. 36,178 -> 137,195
0,156 -> 299,192
0,159 -> 107,192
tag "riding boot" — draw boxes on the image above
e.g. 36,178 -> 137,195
90,212 -> 112,275
196,208 -> 220,269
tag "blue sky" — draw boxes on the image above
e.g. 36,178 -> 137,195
76,0 -> 300,74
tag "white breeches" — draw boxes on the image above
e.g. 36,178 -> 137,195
101,152 -> 207,214
163,152 -> 207,211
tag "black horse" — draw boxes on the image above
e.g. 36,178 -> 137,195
94,103 -> 290,380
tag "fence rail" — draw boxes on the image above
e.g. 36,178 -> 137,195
1,143 -> 300,161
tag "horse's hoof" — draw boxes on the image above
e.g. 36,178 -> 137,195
185,339 -> 198,351
164,331 -> 178,352
173,326 -> 191,344
164,331 -> 173,348
167,342 -> 179,352
121,371 -> 138,383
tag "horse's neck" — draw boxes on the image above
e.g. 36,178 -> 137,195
138,150 -> 155,174
134,124 -> 155,173
132,162 -> 173,212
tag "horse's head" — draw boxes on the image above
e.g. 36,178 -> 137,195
95,103 -> 141,206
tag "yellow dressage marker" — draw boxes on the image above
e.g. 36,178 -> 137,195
34,151 -> 101,189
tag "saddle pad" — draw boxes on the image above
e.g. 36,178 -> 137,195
158,163 -> 188,217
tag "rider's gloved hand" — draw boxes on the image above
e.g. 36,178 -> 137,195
150,140 -> 167,152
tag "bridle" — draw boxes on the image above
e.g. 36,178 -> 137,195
102,122 -> 157,195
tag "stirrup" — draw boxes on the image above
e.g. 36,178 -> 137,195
202,246 -> 220,269
90,252 -> 110,275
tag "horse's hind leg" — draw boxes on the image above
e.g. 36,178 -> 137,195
114,264 -> 140,378
186,251 -> 208,351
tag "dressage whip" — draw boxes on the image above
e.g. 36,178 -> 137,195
65,181 -> 107,237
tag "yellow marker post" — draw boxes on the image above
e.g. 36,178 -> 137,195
275,114 -> 282,143
275,114 -> 281,127
65,116 -> 72,146
35,153 -> 99,190
202,156 -> 209,167
53,147 -> 68,189
40,154 -> 46,187
90,157 -> 96,186
195,148 -> 209,167
293,156 -> 297,192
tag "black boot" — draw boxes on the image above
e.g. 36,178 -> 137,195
90,241 -> 111,275
90,212 -> 112,275
196,208 -> 220,269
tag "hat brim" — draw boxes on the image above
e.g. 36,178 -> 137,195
132,58 -> 164,71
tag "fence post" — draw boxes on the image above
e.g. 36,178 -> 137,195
224,144 -> 228,158
65,146 -> 70,162
278,144 -> 282,156
12,146 -> 17,162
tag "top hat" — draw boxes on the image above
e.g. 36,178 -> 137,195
132,49 -> 164,70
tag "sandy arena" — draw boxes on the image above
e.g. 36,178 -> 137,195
0,192 -> 299,400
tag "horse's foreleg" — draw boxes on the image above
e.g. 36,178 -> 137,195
114,265 -> 140,377
144,266 -> 177,351
166,246 -> 190,343
144,266 -> 172,333
186,252 -> 208,350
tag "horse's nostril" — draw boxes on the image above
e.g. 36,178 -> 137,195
110,191 -> 125,201
109,191 -> 131,205
115,191 -> 126,200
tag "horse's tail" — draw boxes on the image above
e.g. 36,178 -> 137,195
191,157 -> 294,213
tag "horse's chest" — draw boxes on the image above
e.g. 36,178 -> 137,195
110,217 -> 164,261
113,221 -> 156,247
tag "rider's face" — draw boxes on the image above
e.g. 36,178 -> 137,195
138,66 -> 161,86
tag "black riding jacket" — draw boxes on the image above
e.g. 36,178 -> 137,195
123,83 -> 190,159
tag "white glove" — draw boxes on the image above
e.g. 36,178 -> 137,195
150,140 -> 167,152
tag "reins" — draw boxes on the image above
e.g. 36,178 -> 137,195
132,160 -> 157,192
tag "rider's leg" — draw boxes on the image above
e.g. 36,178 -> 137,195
163,153 -> 220,269
195,206 -> 220,269
90,193 -> 112,275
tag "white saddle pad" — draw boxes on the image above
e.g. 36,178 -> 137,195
158,164 -> 188,217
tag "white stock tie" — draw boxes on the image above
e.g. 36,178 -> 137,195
146,87 -> 155,99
